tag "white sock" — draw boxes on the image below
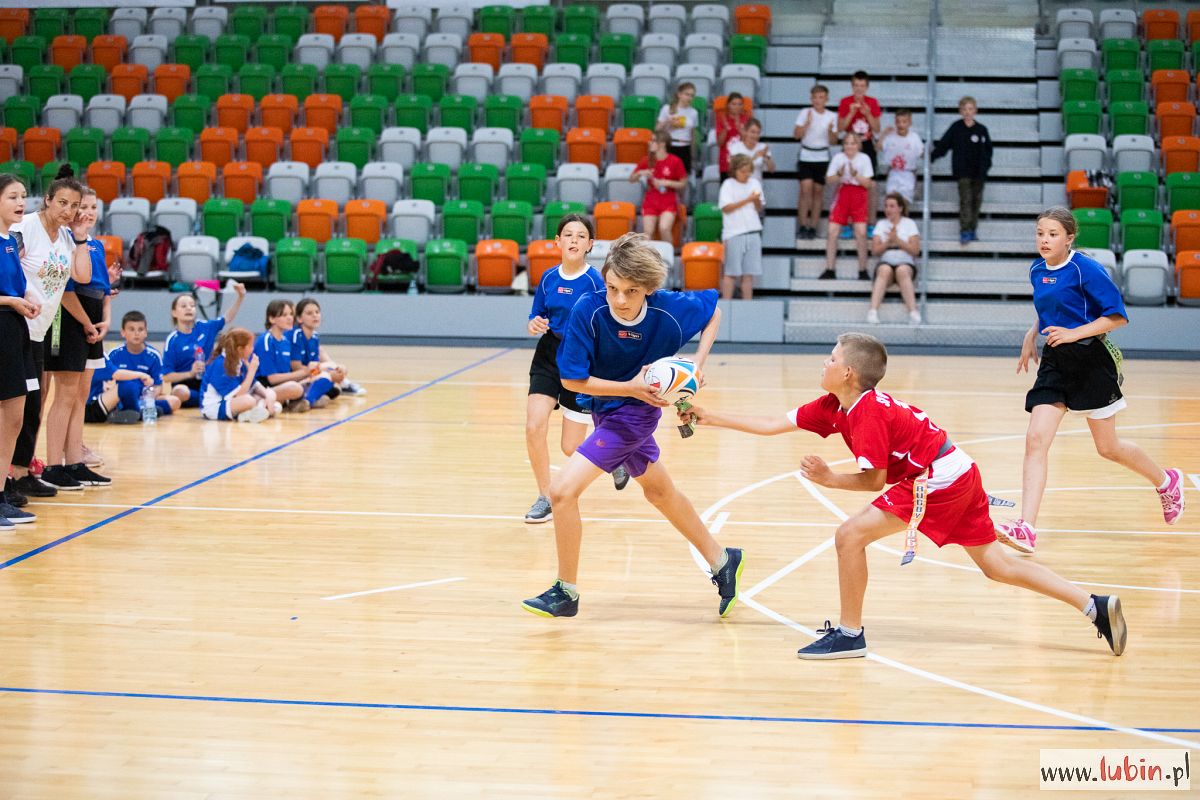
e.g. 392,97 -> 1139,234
838,624 -> 863,638
1083,597 -> 1097,622
710,549 -> 729,574
556,580 -> 579,600
1157,471 -> 1172,491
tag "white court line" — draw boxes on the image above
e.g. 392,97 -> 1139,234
741,595 -> 1200,750
1190,474 -> 1200,491
707,511 -> 730,535
742,538 -> 836,600
322,577 -> 465,601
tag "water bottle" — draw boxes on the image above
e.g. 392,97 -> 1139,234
407,276 -> 418,295
140,384 -> 158,425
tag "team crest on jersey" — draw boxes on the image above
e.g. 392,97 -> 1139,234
557,286 -> 573,294
618,330 -> 642,340
1042,276 -> 1056,284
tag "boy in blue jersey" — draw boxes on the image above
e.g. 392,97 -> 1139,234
522,233 -> 744,619
105,311 -> 181,419
995,207 -> 1184,554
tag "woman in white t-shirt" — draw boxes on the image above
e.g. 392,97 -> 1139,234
655,82 -> 699,173
868,192 -> 922,325
8,165 -> 87,497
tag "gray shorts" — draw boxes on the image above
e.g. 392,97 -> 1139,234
723,231 -> 762,277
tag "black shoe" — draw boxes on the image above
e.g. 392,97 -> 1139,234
857,270 -> 870,281
797,621 -> 868,660
0,500 -> 35,524
66,462 -> 112,487
1091,594 -> 1127,656
4,477 -> 27,508
818,269 -> 836,280
40,465 -> 83,491
521,580 -> 580,618
106,409 -> 141,424
711,547 -> 744,617
14,474 -> 56,497
612,465 -> 630,491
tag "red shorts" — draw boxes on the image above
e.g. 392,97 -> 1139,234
871,463 -> 996,548
642,189 -> 679,217
829,184 -> 869,226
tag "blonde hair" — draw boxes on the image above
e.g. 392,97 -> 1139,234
1036,206 -> 1077,237
728,153 -> 753,175
602,232 -> 667,291
959,95 -> 977,109
837,332 -> 888,390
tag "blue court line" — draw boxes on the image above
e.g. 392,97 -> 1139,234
1,686 -> 1197,735
0,349 -> 512,572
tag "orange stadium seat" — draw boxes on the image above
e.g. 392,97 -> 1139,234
713,95 -> 754,116
354,6 -> 390,43
594,201 -> 636,240
672,202 -> 687,250
734,5 -> 771,36
613,127 -> 653,164
344,199 -> 387,244
1177,250 -> 1200,303
222,161 -> 263,205
50,35 -> 87,71
131,160 -> 172,204
216,93 -> 256,134
111,63 -> 149,102
97,235 -> 124,270
199,127 -> 239,168
1066,170 -> 1109,209
1151,70 -> 1190,104
1143,9 -> 1180,41
530,95 -> 569,133
314,5 -> 350,42
681,241 -> 723,290
86,161 -> 126,204
0,127 -> 15,162
475,238 -> 520,292
21,127 -> 61,169
90,35 -> 128,73
566,127 -> 605,167
297,198 -> 338,242
467,33 -> 505,71
176,160 -> 218,204
510,33 -> 548,70
1188,10 -> 1200,44
575,95 -> 614,133
289,127 -> 329,169
1172,210 -> 1200,252
245,126 -> 284,168
526,239 -> 561,288
303,93 -> 343,134
154,65 -> 191,104
261,94 -> 300,134
0,9 -> 29,43
1162,136 -> 1200,175
1157,101 -> 1196,138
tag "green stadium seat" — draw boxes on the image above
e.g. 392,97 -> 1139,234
68,64 -> 106,103
1109,101 -> 1149,138
598,33 -> 634,70
231,5 -> 270,41
280,63 -> 317,98
1059,69 -> 1098,102
394,93 -> 432,134
323,63 -> 361,102
1101,39 -> 1139,73
504,162 -> 546,206
1114,171 -> 1158,212
3,96 -> 40,134
111,126 -> 151,168
372,237 -> 419,290
238,63 -> 276,101
32,10 -> 68,41
1147,39 -> 1184,72
621,95 -> 659,131
274,236 -> 318,290
203,197 -> 245,243
254,34 -> 294,73
562,6 -> 598,38
11,37 -> 48,73
1072,207 -> 1113,249
423,238 -> 468,293
438,94 -> 476,133
1062,100 -> 1101,136
272,6 -> 310,43
214,34 -> 252,71
324,237 -> 368,291
27,65 -> 65,104
479,5 -> 515,36
411,63 -> 449,102
1119,208 -> 1163,251
171,95 -> 212,135
521,6 -> 557,37
457,162 -> 499,205
155,126 -> 195,166
1104,70 -> 1143,103
519,127 -> 560,171
730,34 -> 767,69
554,34 -> 591,70
483,94 -> 522,132
73,9 -> 110,41
1166,172 -> 1200,214
693,203 -> 722,242
64,127 -> 105,165
442,199 -> 485,245
542,200 -> 586,238
333,127 -> 373,169
349,94 -> 389,135
196,64 -> 234,101
410,162 -> 450,205
490,200 -> 533,246
0,160 -> 35,193
250,197 -> 291,240
366,63 -> 406,102
172,35 -> 211,72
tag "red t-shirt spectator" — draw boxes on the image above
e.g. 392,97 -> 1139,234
635,153 -> 686,216
838,95 -> 882,144
717,111 -> 751,173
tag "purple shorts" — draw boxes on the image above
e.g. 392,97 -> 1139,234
577,402 -> 662,477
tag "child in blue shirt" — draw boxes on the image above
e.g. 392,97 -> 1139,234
521,232 -> 744,619
200,327 -> 276,423
254,299 -> 333,412
290,297 -> 367,398
104,311 -> 181,418
163,281 -> 247,408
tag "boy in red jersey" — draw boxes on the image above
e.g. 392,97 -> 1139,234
682,333 -> 1128,659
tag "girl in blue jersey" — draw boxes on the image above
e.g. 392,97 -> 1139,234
163,281 -> 247,408
0,174 -> 40,528
523,215 -> 606,524
995,207 -> 1184,554
289,298 -> 365,400
200,327 -> 276,423
521,232 -> 744,619
254,299 -> 333,412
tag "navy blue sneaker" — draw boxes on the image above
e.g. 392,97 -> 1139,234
522,580 -> 579,618
711,547 -> 744,617
1091,594 -> 1126,656
797,621 -> 868,660
612,465 -> 630,491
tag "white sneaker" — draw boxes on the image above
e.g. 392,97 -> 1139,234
341,381 -> 367,396
908,310 -> 922,325
238,405 -> 270,424
865,309 -> 880,324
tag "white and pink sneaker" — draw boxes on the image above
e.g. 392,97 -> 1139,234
1158,468 -> 1185,526
995,518 -> 1037,554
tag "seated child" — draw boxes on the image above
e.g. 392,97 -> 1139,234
290,298 -> 366,398
104,311 -> 181,418
200,327 -> 278,423
254,300 -> 334,412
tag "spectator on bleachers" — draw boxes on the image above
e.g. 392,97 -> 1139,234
794,84 -> 838,243
878,109 -> 923,204
821,133 -> 874,282
199,327 -> 276,424
931,96 -> 992,245
868,192 -> 922,325
163,282 -> 247,409
719,154 -> 764,301
726,118 -> 774,184
632,131 -> 688,245
655,82 -> 699,174
837,71 -> 882,232
716,92 -> 752,180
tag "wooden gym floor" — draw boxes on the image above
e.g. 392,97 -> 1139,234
0,344 -> 1197,798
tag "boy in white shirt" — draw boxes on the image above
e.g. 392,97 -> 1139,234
878,109 -> 924,204
725,117 -> 774,184
793,84 -> 839,243
718,154 -> 764,300
822,133 -> 874,281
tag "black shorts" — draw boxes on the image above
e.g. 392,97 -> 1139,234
46,293 -> 105,372
1026,337 -> 1125,415
668,144 -> 692,173
177,375 -> 202,408
256,375 -> 272,388
0,306 -> 36,401
84,397 -> 110,423
797,160 -> 830,184
860,138 -> 877,169
528,332 -> 585,416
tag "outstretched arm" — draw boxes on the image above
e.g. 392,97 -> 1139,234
683,405 -> 795,436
